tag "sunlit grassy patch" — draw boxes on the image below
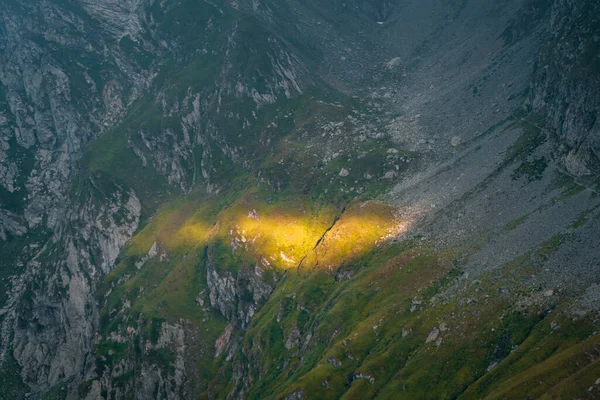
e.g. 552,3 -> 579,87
215,190 -> 337,270
301,200 -> 407,271
123,196 -> 219,257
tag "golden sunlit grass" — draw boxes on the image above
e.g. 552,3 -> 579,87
105,189 -> 410,327
217,197 -> 408,272
238,215 -> 320,265
102,197 -> 221,324
125,198 -> 218,256
227,206 -> 333,269
167,218 -> 215,250
124,192 -> 408,275
301,200 -> 405,271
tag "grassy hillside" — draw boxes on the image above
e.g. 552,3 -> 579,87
65,1 -> 600,398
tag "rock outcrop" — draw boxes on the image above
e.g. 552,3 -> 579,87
529,0 -> 600,179
2,185 -> 141,392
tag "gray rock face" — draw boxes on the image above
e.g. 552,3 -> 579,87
2,186 -> 141,392
0,0 -> 154,231
285,327 -> 302,350
206,245 -> 276,329
79,0 -> 149,40
529,0 -> 600,179
133,323 -> 187,400
0,209 -> 26,240
207,257 -> 238,322
0,3 -> 157,394
323,0 -> 395,21
92,320 -> 198,400
0,0 -> 161,395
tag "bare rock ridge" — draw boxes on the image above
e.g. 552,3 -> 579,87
0,0 -> 598,399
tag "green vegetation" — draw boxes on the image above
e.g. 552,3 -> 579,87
199,234 -> 599,399
502,214 -> 530,231
0,137 -> 35,212
560,180 -> 587,201
0,351 -> 29,400
512,156 -> 548,182
503,117 -> 547,166
569,208 -> 597,229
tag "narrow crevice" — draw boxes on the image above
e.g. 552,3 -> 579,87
296,204 -> 348,270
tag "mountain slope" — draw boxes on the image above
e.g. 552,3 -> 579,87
0,0 -> 599,399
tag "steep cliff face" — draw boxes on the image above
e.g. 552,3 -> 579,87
7,185 -> 141,391
530,0 -> 600,180
1,0 -> 600,399
0,0 -> 155,233
0,1 -> 163,396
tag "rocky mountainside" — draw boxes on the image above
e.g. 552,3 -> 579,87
0,0 -> 599,399
529,0 -> 600,180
